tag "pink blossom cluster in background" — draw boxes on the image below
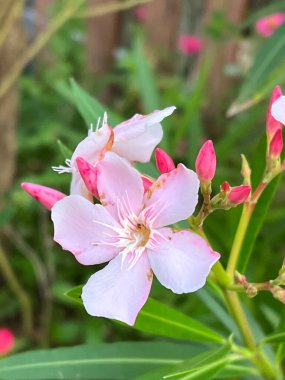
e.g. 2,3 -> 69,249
0,328 -> 14,356
255,12 -> 285,37
178,35 -> 203,55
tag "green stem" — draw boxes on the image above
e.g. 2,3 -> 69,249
226,203 -> 253,278
0,243 -> 33,335
225,291 -> 275,379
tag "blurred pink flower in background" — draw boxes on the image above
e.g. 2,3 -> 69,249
134,6 -> 148,22
255,13 -> 285,37
0,328 -> 15,356
178,35 -> 203,55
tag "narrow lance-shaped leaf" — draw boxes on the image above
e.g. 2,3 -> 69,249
0,342 -> 203,380
65,287 -> 225,344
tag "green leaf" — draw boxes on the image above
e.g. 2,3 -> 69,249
0,342 -> 203,380
70,79 -> 122,126
262,332 -> 285,345
65,287 -> 224,344
218,363 -> 259,378
133,35 -> 160,112
162,343 -> 231,380
57,139 -> 73,159
229,23 -> 285,115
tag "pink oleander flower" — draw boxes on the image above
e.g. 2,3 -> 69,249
0,328 -> 14,356
178,35 -> 203,55
195,140 -> 216,182
255,13 -> 285,37
267,86 -> 283,139
23,107 -> 176,207
53,107 -> 176,197
51,152 -> 220,325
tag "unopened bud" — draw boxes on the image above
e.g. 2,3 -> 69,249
141,175 -> 153,192
155,148 -> 175,174
76,157 -> 99,198
271,285 -> 285,304
228,185 -> 251,205
267,86 -> 283,138
241,154 -> 251,185
269,129 -> 283,158
234,271 -> 248,286
21,183 -> 66,210
221,181 -> 231,192
246,284 -> 258,298
195,140 -> 216,182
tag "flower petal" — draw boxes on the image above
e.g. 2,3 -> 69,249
82,253 -> 152,325
112,106 -> 176,162
51,195 -> 120,265
148,228 -> 220,294
71,124 -> 112,167
143,164 -> 199,228
96,152 -> 144,218
271,96 -> 285,125
70,171 -> 92,198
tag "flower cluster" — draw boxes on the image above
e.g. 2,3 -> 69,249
22,107 -> 221,325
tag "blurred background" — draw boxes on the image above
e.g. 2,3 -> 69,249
0,0 -> 285,353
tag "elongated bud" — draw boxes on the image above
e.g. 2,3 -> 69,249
76,157 -> 99,198
228,185 -> 251,205
195,140 -> 216,182
241,154 -> 251,185
267,85 -> 282,138
21,183 -> 65,210
155,148 -> 175,173
269,129 -> 283,157
141,175 -> 153,192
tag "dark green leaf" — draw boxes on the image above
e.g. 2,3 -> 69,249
65,287 -> 224,344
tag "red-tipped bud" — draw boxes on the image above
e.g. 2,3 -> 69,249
221,181 -> 230,192
21,183 -> 65,210
269,129 -> 283,157
0,328 -> 14,356
271,286 -> 285,304
267,85 -> 282,138
228,185 -> 251,205
76,157 -> 99,198
195,140 -> 216,182
141,175 -> 153,192
155,148 -> 175,174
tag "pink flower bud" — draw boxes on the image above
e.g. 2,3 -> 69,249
76,157 -> 99,198
269,129 -> 283,157
221,181 -> 230,192
141,175 -> 153,192
195,140 -> 216,182
133,5 -> 147,22
228,185 -> 251,205
267,85 -> 282,138
0,328 -> 14,356
155,148 -> 175,174
21,183 -> 66,210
